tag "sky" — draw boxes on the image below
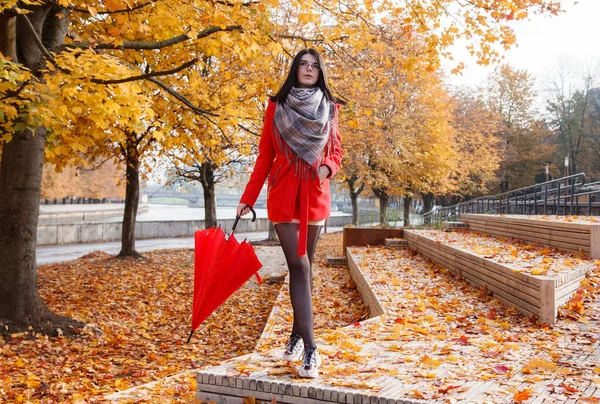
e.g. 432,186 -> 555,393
442,0 -> 599,94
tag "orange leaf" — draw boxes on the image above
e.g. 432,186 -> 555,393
410,389 -> 427,399
438,385 -> 461,394
560,382 -> 579,393
514,388 -> 532,402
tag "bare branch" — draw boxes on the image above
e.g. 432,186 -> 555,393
76,156 -> 115,172
65,0 -> 158,15
238,123 -> 261,137
275,33 -> 325,43
215,0 -> 259,6
146,77 -> 218,117
91,58 -> 198,84
67,25 -> 242,50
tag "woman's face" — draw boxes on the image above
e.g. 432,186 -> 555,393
297,54 -> 320,88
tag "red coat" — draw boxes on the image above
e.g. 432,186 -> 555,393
240,99 -> 344,256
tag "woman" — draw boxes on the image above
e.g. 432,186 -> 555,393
236,49 -> 344,378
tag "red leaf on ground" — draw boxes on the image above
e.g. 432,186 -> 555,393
492,365 -> 509,374
450,335 -> 469,345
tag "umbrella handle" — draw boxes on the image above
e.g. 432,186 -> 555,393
231,205 -> 256,235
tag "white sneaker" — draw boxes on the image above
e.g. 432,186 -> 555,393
298,347 -> 321,378
282,334 -> 304,361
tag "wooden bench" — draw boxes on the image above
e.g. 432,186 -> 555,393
461,214 -> 600,258
404,229 -> 593,324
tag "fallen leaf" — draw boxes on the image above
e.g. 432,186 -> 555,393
514,388 -> 533,402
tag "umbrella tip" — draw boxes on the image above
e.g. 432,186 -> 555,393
186,330 -> 194,344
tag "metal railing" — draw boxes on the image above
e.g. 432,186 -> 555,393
424,173 -> 600,225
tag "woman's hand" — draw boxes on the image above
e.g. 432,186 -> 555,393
318,165 -> 331,182
236,203 -> 251,217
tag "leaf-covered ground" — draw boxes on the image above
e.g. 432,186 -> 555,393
0,232 -> 366,403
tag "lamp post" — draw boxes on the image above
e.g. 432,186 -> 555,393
545,163 -> 550,183
564,154 -> 570,186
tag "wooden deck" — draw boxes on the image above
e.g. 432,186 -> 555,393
196,230 -> 600,403
191,217 -> 600,403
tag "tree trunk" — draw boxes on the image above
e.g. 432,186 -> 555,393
351,193 -> 359,225
0,127 -> 83,334
197,162 -> 217,229
0,3 -> 83,335
403,195 -> 412,227
118,134 -> 141,258
372,187 -> 389,226
346,177 -> 363,226
423,193 -> 434,214
199,163 -> 217,229
268,221 -> 279,242
203,184 -> 217,229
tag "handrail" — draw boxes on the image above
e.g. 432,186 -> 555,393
423,173 -> 600,224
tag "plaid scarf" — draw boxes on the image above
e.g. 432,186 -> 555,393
273,87 -> 336,179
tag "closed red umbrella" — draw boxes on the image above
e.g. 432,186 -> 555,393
187,208 -> 263,343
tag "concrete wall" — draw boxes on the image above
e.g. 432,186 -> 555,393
39,203 -> 149,223
37,214 -> 375,246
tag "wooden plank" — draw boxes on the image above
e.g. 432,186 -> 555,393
343,227 -> 404,255
459,261 -> 542,310
463,255 -> 543,293
347,249 -> 386,318
462,214 -> 593,231
421,241 -> 460,262
592,225 -> 600,259
472,228 -> 591,252
413,243 -> 458,273
555,279 -> 586,307
456,380 -> 497,403
539,278 -> 556,324
461,215 -> 595,254
458,254 -> 540,297
461,273 -> 540,318
198,383 -> 330,404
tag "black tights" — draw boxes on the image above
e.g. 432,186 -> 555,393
275,223 -> 322,349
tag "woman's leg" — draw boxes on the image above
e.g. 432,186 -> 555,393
275,223 -> 322,349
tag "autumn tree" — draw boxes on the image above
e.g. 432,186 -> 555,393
0,0 -> 276,333
444,88 -> 502,201
485,64 -> 555,191
41,160 -> 125,201
545,59 -> 600,179
164,53 -> 281,229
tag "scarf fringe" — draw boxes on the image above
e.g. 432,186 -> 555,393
272,108 -> 338,181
